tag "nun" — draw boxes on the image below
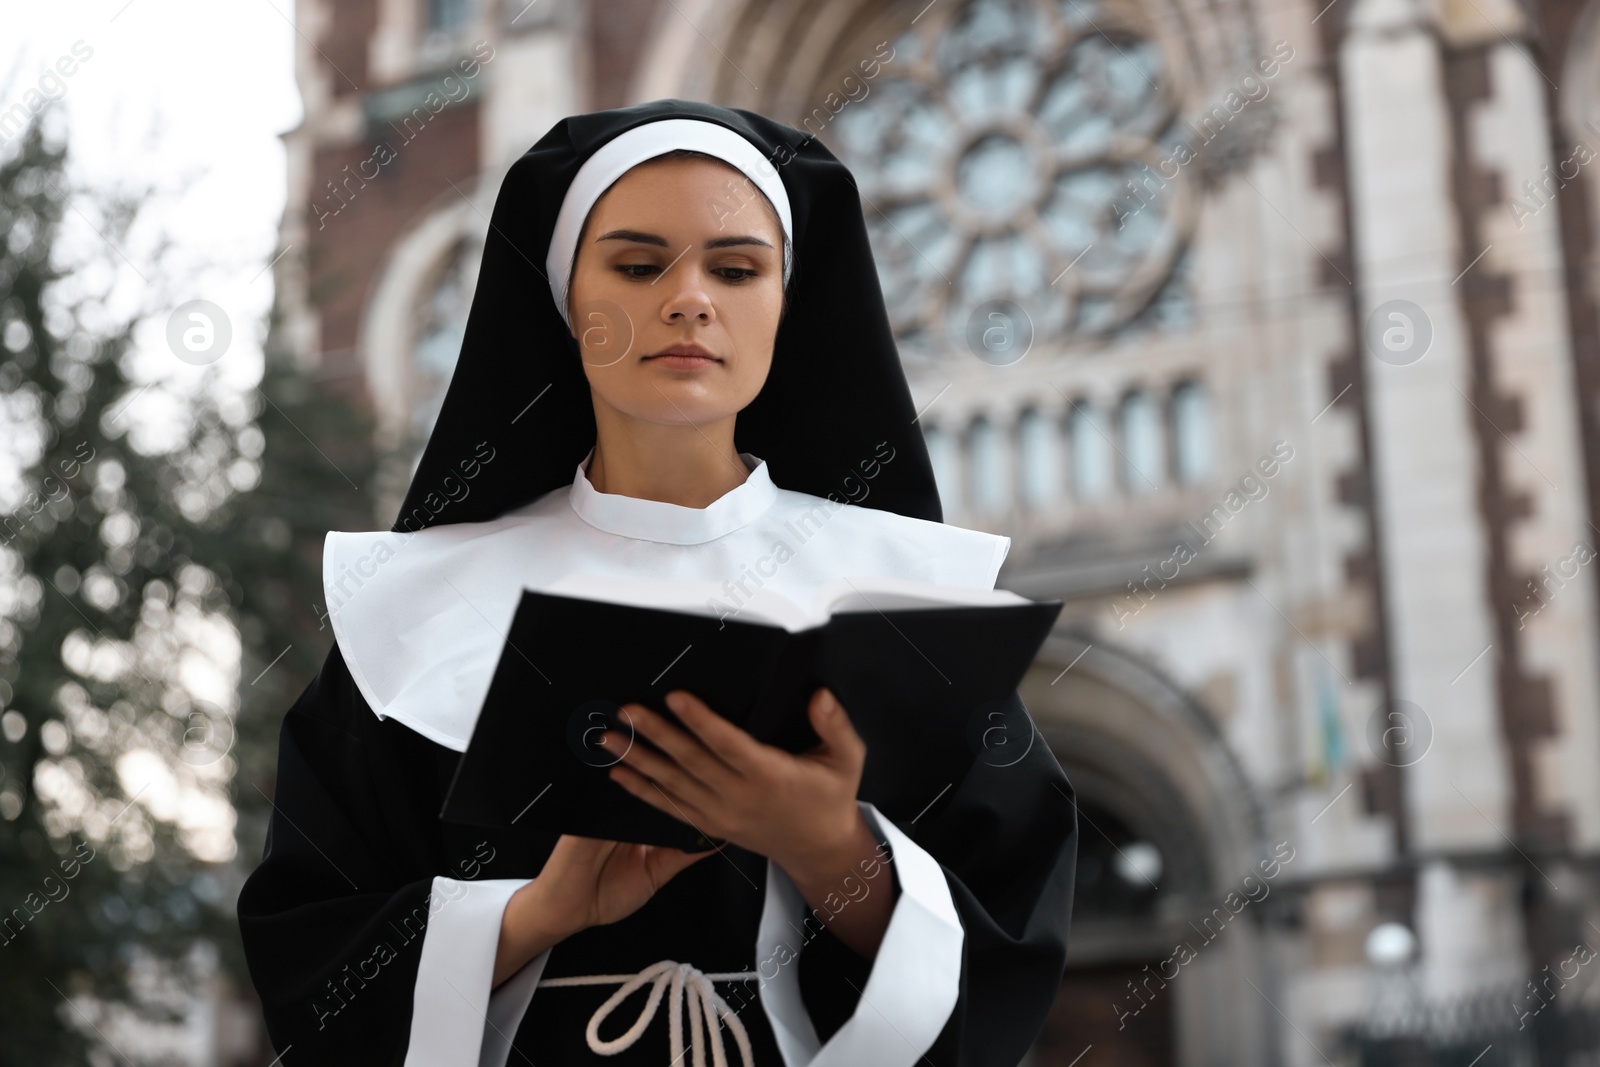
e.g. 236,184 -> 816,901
238,97 -> 1078,1066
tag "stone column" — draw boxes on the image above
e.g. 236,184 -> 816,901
1339,0 -> 1523,996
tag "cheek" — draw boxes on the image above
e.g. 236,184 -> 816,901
728,291 -> 781,385
727,283 -> 784,349
569,277 -> 644,361
735,346 -> 775,396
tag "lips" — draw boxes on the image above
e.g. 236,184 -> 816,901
644,344 -> 720,361
645,354 -> 720,370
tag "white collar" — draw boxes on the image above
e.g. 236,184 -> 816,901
566,448 -> 779,544
323,450 -> 1013,752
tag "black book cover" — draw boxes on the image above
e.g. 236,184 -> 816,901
441,585 -> 1063,851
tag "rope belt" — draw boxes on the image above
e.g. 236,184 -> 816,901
539,959 -> 762,1067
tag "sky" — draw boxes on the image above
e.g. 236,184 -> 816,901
2,0 -> 301,431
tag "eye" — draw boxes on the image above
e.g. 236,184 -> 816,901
613,264 -> 759,283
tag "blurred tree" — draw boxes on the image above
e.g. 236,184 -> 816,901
197,229 -> 382,1066
0,112 -> 377,1064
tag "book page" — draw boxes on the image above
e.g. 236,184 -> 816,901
540,572 -> 816,632
537,573 -> 1033,632
810,573 -> 1032,617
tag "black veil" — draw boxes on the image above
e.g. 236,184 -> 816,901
391,97 -> 944,533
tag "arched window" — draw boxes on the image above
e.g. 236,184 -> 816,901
408,241 -> 473,450
924,423 -> 963,515
1171,379 -> 1214,486
1070,401 -> 1110,501
969,415 -> 1009,517
1118,389 -> 1164,493
1017,407 -> 1062,510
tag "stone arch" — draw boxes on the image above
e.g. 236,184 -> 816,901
1027,631 -> 1265,891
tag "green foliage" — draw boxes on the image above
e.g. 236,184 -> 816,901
0,112 -> 377,1064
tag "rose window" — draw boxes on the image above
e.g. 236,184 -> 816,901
827,0 -> 1190,363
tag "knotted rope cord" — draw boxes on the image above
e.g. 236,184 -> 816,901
539,959 -> 762,1067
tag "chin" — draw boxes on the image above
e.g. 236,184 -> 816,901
621,394 -> 741,425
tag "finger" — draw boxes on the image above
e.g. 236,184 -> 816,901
663,690 -> 775,774
605,718 -> 724,810
621,701 -> 742,788
608,750 -> 704,808
807,688 -> 866,764
609,762 -> 717,832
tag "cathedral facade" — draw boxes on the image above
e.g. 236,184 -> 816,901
273,0 -> 1600,1061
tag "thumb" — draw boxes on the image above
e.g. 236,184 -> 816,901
644,842 -> 718,885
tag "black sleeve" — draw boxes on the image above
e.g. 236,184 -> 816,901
797,691 -> 1078,1066
236,641 -> 458,1065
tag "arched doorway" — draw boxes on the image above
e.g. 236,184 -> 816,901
1028,798 -> 1178,1066
1021,634 -> 1274,1067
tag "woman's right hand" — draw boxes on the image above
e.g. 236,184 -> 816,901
493,835 -> 715,986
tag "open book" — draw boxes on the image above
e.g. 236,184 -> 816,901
441,573 -> 1062,851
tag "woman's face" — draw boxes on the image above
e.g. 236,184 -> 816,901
565,156 -> 786,434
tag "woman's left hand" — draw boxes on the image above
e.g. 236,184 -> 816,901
599,687 -> 867,883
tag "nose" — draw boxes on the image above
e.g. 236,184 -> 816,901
660,257 -> 715,326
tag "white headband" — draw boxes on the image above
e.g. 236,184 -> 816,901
544,118 -> 794,327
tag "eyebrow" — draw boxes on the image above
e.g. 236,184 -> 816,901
594,228 -> 775,251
